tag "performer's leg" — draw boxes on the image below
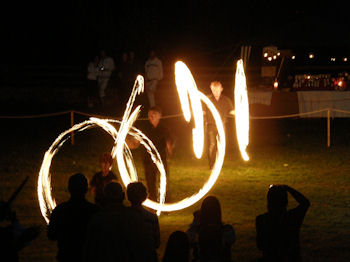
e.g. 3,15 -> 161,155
145,163 -> 157,201
146,80 -> 158,107
207,125 -> 218,169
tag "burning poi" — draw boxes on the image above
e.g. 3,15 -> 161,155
38,60 -> 249,222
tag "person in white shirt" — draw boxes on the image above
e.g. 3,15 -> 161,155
98,50 -> 115,107
144,50 -> 163,108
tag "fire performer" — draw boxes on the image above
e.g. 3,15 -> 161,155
128,106 -> 175,202
205,81 -> 235,170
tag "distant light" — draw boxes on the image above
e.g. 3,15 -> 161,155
343,57 -> 348,62
309,53 -> 314,59
268,57 -> 272,61
292,55 -> 296,60
273,55 -> 277,60
307,75 -> 311,79
264,52 -> 268,57
277,52 -> 281,56
331,57 -> 336,62
273,80 -> 278,89
338,81 -> 343,87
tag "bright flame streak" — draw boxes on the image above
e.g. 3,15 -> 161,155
143,92 -> 226,212
111,76 -> 167,215
37,117 -> 169,222
38,67 -> 226,220
234,60 -> 250,161
38,119 -> 119,223
175,61 -> 204,159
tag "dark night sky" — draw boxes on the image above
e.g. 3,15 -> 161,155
2,0 -> 350,66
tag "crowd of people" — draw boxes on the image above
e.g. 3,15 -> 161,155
0,148 -> 310,262
85,49 -> 163,111
45,167 -> 309,262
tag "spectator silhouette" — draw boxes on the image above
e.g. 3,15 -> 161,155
127,181 -> 160,261
84,182 -> 148,262
162,231 -> 190,262
256,185 -> 310,262
187,195 -> 236,262
90,152 -> 118,207
47,173 -> 99,262
0,178 -> 41,262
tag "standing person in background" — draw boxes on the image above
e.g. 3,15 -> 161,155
86,55 -> 100,108
98,50 -> 115,107
145,50 -> 163,108
205,81 -> 235,170
90,152 -> 118,207
256,185 -> 310,262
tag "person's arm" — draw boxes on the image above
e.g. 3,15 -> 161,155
284,185 -> 310,208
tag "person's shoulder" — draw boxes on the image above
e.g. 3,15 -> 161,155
83,199 -> 100,211
221,94 -> 232,102
90,172 -> 101,183
256,212 -> 269,223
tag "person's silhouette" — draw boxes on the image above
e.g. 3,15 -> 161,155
162,231 -> 190,262
127,182 -> 160,261
187,196 -> 236,262
47,173 -> 99,262
256,185 -> 310,262
84,182 -> 148,262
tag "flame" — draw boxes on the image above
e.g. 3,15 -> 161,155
234,60 -> 250,161
111,75 -> 167,215
175,61 -> 204,158
38,63 -> 230,221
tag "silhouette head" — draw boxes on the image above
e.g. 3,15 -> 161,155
200,195 -> 222,227
126,182 -> 147,206
267,185 -> 288,213
68,173 -> 88,198
162,231 -> 190,262
103,182 -> 124,204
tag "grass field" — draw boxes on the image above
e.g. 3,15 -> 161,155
1,114 -> 350,261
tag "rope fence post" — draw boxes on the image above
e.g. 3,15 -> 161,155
70,111 -> 75,146
327,109 -> 331,148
